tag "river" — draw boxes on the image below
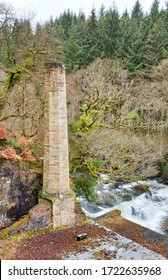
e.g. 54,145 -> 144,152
79,177 -> 168,236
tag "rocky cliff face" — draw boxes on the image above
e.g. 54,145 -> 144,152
0,161 -> 42,229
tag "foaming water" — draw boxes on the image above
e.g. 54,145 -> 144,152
112,187 -> 168,234
79,179 -> 168,235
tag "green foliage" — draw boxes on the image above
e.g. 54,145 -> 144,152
6,72 -> 21,88
144,19 -> 167,66
131,0 -> 144,21
29,159 -> 43,174
165,229 -> 168,236
0,65 -> 23,97
77,113 -> 92,132
68,111 -> 106,201
7,138 -> 22,151
73,173 -> 97,202
0,139 -> 7,147
62,21 -> 90,72
1,1 -> 168,75
124,36 -> 146,73
31,144 -> 43,157
69,112 -> 107,201
58,1 -> 168,74
103,8 -> 120,57
76,105 -> 98,132
68,123 -> 78,133
91,159 -> 105,169
127,111 -> 141,121
1,1 -> 168,202
54,9 -> 77,40
150,0 -> 160,22
0,74 -> 15,97
156,157 -> 167,173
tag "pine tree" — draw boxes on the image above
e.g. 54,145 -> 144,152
99,4 -> 106,18
131,0 -> 144,26
144,18 -> 166,66
150,0 -> 160,22
97,5 -> 107,58
86,7 -> 99,60
102,7 -> 120,57
119,1 -> 148,74
77,10 -> 86,22
116,10 -> 131,61
124,24 -> 147,74
54,9 -> 76,40
62,20 -> 89,71
161,1 -> 168,55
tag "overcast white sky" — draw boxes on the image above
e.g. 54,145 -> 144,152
3,0 -> 167,22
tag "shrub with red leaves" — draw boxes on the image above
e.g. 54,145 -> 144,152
0,123 -> 36,163
21,149 -> 35,162
0,145 -> 21,161
9,131 -> 17,137
18,136 -> 32,146
0,122 -> 7,140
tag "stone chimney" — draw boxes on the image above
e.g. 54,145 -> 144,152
42,62 -> 75,227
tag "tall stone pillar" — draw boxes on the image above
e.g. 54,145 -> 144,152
43,62 -> 69,195
42,62 -> 75,227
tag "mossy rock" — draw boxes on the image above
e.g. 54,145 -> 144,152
111,209 -> 121,217
10,216 -> 30,229
0,216 -> 30,238
134,184 -> 149,193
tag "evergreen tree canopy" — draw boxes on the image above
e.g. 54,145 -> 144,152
131,0 -> 144,21
0,1 -> 168,74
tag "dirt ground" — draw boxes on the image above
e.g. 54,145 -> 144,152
3,223 -> 111,260
1,217 -> 168,260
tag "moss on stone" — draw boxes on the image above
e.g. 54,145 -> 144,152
0,216 -> 30,238
111,209 -> 121,217
38,190 -> 59,201
10,216 -> 30,229
0,228 -> 10,238
135,184 -> 149,192
39,189 -> 75,202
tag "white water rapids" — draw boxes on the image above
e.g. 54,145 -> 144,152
79,178 -> 168,235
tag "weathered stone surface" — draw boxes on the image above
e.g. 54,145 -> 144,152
52,195 -> 75,228
43,64 -> 69,195
8,203 -> 52,235
0,161 -> 42,229
74,201 -> 86,223
43,63 -> 75,228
